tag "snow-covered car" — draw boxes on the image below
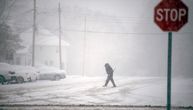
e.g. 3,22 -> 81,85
0,63 -> 13,84
36,66 -> 66,80
0,70 -> 11,84
11,65 -> 39,83
0,63 -> 38,84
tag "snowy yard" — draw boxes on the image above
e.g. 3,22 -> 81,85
0,76 -> 193,107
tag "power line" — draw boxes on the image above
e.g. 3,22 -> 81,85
13,9 -> 34,17
61,29 -> 193,36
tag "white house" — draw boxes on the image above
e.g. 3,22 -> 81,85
14,27 -> 69,70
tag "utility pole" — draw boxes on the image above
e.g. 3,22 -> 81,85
32,0 -> 36,67
58,2 -> 62,70
82,16 -> 87,76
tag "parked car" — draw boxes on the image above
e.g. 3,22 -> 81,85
0,63 -> 13,84
36,65 -> 66,80
0,63 -> 38,84
0,70 -> 11,84
11,65 -> 39,83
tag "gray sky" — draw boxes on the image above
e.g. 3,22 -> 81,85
5,0 -> 193,77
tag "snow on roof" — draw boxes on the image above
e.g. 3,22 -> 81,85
20,27 -> 69,46
17,27 -> 69,53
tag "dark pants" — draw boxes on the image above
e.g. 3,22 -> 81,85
104,75 -> 116,87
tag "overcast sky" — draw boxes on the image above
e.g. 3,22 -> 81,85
5,0 -> 193,77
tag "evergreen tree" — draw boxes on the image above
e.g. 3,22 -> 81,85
0,23 -> 23,62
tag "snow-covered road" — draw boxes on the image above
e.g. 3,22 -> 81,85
0,76 -> 193,106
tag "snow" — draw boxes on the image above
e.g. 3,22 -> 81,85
0,63 -> 15,72
0,76 -> 193,106
0,63 -> 37,73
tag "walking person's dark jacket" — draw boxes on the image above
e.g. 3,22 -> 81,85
105,64 -> 114,76
104,63 -> 116,87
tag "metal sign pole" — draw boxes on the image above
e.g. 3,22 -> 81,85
167,32 -> 172,110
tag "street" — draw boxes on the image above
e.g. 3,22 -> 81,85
0,76 -> 193,107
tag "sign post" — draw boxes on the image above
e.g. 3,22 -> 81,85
167,32 -> 172,110
154,0 -> 188,110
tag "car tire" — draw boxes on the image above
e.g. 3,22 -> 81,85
16,76 -> 24,83
54,75 -> 61,80
0,76 -> 5,85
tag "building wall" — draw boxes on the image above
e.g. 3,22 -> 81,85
14,53 -> 31,66
35,45 -> 68,70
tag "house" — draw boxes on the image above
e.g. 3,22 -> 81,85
14,27 -> 69,70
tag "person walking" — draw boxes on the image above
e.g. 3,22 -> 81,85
103,63 -> 116,87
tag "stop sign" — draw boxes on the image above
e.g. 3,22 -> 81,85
154,0 -> 188,32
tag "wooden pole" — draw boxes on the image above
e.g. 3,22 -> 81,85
58,2 -> 62,70
32,0 -> 36,67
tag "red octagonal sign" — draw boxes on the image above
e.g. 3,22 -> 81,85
154,0 -> 188,32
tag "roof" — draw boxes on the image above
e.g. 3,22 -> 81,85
20,27 -> 69,46
17,27 -> 69,53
